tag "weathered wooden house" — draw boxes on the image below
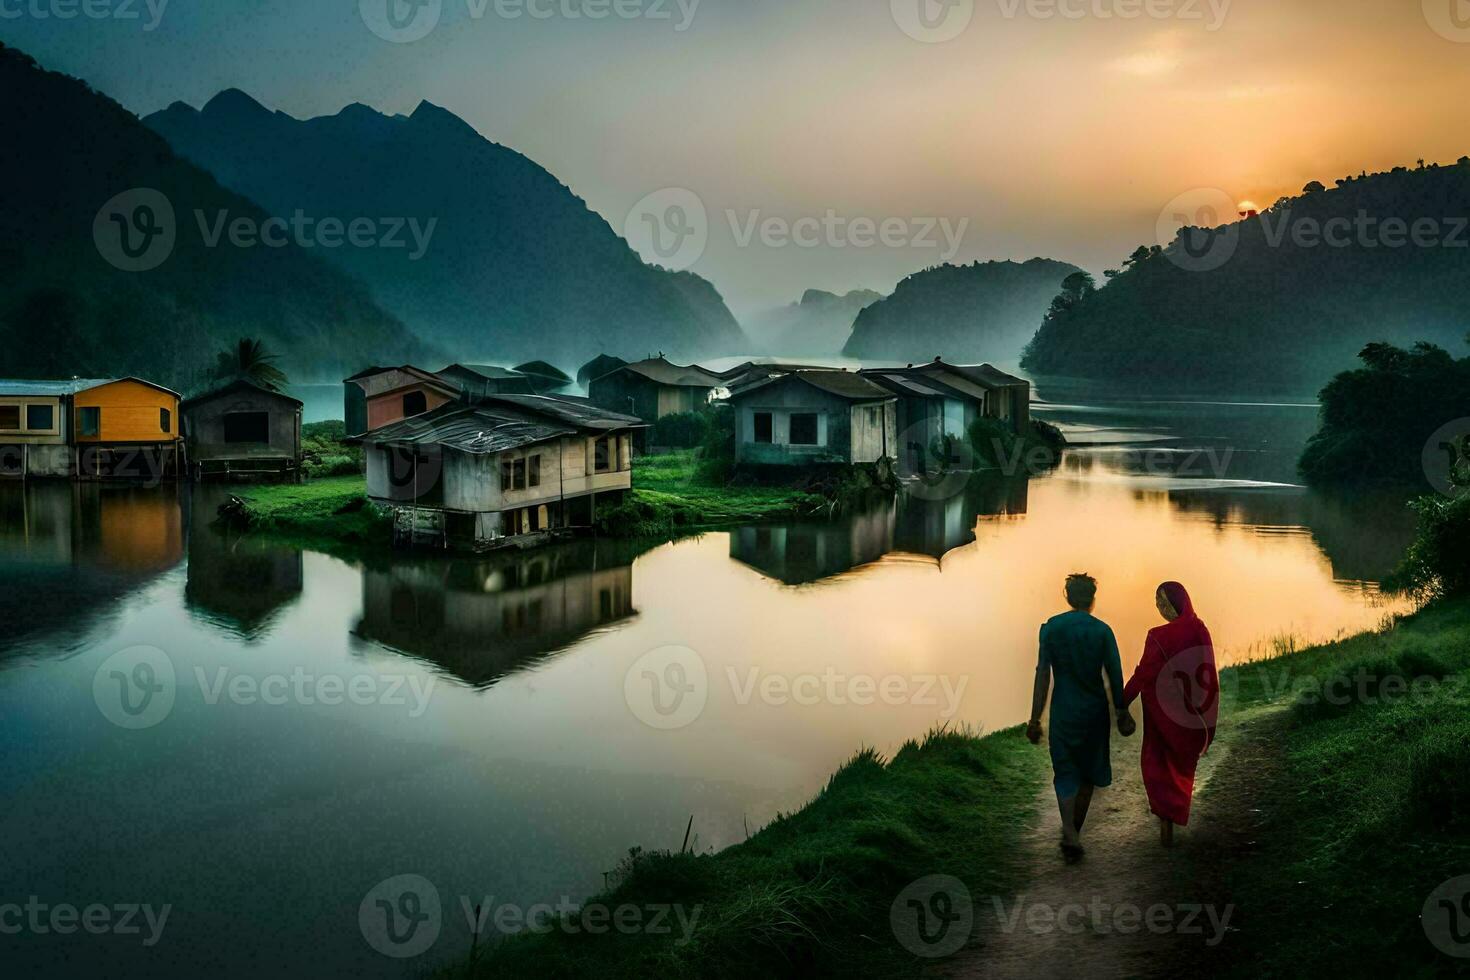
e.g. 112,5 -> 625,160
0,379 -> 76,478
180,380 -> 304,481
0,377 -> 182,480
435,364 -> 537,399
728,370 -> 897,467
587,357 -> 726,422
343,366 -> 460,438
859,360 -> 1031,475
353,394 -> 644,551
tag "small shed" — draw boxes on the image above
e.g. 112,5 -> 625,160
728,371 -> 897,467
587,356 -> 726,422
181,380 -> 303,481
437,364 -> 537,398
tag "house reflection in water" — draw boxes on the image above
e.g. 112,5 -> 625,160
731,476 -> 1031,585
353,540 -> 641,688
0,482 -> 183,656
184,492 -> 304,639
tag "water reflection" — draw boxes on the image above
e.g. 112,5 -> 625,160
184,518 -> 304,640
731,477 -> 1031,584
352,540 -> 645,687
0,481 -> 183,657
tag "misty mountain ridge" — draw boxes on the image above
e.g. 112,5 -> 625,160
1022,158 -> 1470,391
742,288 -> 885,355
0,45 -> 427,386
146,91 -> 746,368
842,258 -> 1084,362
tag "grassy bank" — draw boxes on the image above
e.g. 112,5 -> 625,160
447,727 -> 1048,979
1196,598 -> 1470,976
595,451 -> 834,537
219,475 -> 389,546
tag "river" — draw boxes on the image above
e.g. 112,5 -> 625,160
0,390 -> 1417,977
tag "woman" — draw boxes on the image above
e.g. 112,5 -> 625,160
1123,581 -> 1218,847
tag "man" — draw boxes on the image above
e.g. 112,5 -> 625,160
1027,573 -> 1135,861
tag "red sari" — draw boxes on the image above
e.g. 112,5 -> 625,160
1123,582 -> 1218,826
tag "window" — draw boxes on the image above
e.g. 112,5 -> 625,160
502,457 -> 527,492
26,404 -> 53,431
753,413 -> 773,444
789,413 -> 819,446
529,454 -> 541,488
403,391 -> 428,417
0,406 -> 18,430
594,437 -> 611,473
160,408 -> 171,434
79,407 -> 101,437
223,412 -> 269,444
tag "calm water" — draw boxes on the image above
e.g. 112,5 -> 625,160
0,393 -> 1417,977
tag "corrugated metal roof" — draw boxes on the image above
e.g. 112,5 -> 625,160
180,379 -> 303,410
363,406 -> 574,454
614,357 -> 725,388
478,394 -> 645,430
734,370 -> 892,402
0,379 -> 112,396
0,377 -> 181,398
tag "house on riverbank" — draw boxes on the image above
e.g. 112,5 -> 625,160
352,395 -> 644,551
0,377 -> 181,480
859,360 -> 1031,475
587,356 -> 726,422
728,370 -> 897,467
181,380 -> 303,482
343,366 -> 460,438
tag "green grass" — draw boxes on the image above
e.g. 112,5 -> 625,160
1198,598 -> 1470,978
225,475 -> 390,545
447,726 -> 1049,979
301,419 -> 363,479
597,452 -> 827,536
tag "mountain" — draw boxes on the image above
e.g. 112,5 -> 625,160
146,92 -> 746,366
743,288 -> 884,355
841,259 -> 1083,362
1022,160 -> 1470,391
0,45 -> 427,385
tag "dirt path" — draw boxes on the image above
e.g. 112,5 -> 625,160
943,731 -> 1238,980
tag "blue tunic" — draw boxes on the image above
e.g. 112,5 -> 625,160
1037,610 -> 1127,798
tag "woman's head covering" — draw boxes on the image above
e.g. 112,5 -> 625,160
1159,581 -> 1196,619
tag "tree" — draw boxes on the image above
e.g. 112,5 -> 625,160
212,338 -> 287,391
1302,180 -> 1326,194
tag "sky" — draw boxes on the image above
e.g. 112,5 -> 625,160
5,0 -> 1470,317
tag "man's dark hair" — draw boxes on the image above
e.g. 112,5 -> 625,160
1065,573 -> 1098,608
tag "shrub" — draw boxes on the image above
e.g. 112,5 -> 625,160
1385,494 -> 1470,602
966,417 -> 1064,474
650,411 -> 711,449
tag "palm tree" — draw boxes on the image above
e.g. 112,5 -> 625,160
213,338 -> 288,391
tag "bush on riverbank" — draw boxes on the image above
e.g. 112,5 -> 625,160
1384,493 -> 1470,601
596,451 -> 825,537
301,420 -> 363,479
967,417 -> 1066,474
450,726 -> 1047,979
1196,598 -> 1470,977
1298,339 -> 1470,492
